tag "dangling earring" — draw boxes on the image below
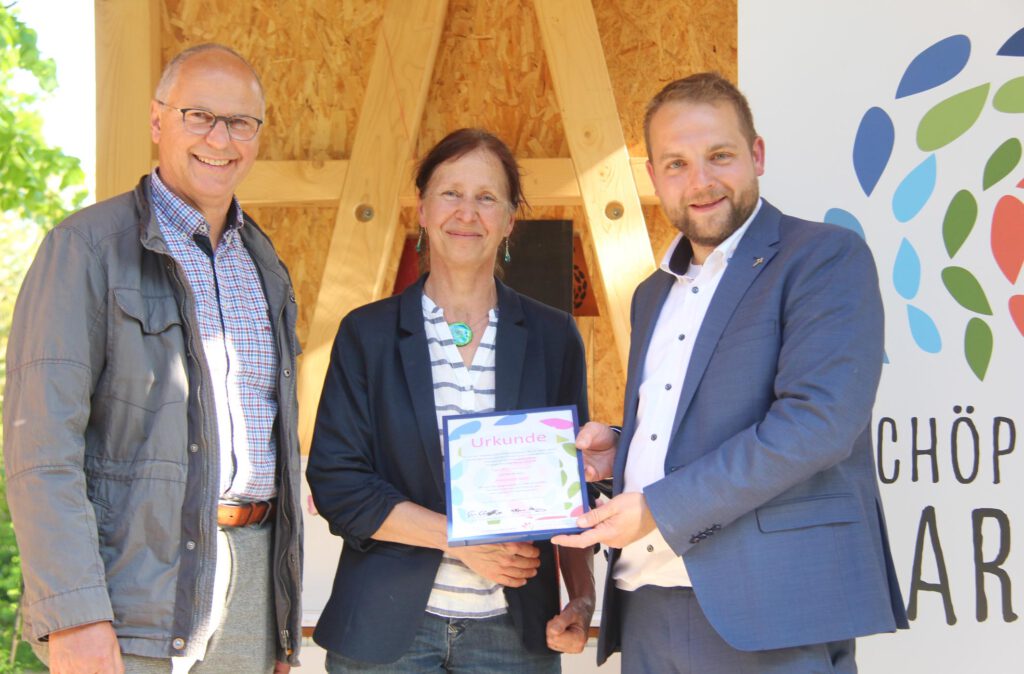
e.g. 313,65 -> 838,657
416,227 -> 424,253
503,237 -> 511,264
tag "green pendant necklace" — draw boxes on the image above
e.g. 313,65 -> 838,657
449,321 -> 473,347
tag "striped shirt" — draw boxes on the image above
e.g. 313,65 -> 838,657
150,171 -> 278,501
421,293 -> 507,619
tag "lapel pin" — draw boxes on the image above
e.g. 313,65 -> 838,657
753,257 -> 764,268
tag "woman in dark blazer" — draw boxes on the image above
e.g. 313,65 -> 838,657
307,128 -> 594,672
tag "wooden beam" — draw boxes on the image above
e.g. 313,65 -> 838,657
233,158 -> 657,207
95,0 -> 160,200
533,0 -> 656,372
296,0 -> 449,452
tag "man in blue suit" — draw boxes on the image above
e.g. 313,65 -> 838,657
553,73 -> 908,672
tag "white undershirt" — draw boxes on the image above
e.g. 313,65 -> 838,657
614,200 -> 761,591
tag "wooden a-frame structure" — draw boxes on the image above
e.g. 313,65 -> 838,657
96,0 -> 659,450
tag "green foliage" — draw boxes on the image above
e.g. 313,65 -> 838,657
0,4 -> 86,226
1,4 -> 88,671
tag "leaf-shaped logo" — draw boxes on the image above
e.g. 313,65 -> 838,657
824,207 -> 866,240
983,138 -> 1022,190
541,417 -> 574,430
448,420 -> 481,442
893,238 -> 922,300
567,482 -> 581,498
993,76 -> 1024,113
941,266 -> 993,315
917,84 -> 990,151
562,442 -> 578,458
907,305 -> 942,353
1009,295 -> 1024,337
991,195 -> 1024,283
494,414 -> 527,426
853,107 -> 895,196
896,34 -> 971,99
997,26 -> 1024,56
892,155 -> 937,222
964,318 -> 993,380
942,190 -> 977,258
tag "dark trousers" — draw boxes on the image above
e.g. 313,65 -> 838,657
619,586 -> 856,674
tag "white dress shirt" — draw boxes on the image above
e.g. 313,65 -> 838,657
614,200 -> 761,591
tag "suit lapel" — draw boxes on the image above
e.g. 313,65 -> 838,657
494,279 -> 526,411
398,276 -> 445,496
668,201 -> 783,445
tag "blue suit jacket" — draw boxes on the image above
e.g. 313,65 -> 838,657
307,276 -> 589,664
597,200 -> 908,663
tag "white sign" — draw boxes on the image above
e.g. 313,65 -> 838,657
740,2 -> 1024,671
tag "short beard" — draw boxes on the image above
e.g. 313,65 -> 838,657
670,188 -> 759,250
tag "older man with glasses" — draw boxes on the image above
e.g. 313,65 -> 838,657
4,43 -> 302,674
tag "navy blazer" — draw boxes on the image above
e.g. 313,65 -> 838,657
597,200 -> 909,663
307,275 -> 589,664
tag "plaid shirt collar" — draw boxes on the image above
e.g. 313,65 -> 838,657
150,169 -> 245,241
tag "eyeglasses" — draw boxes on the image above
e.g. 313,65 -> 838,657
156,100 -> 263,141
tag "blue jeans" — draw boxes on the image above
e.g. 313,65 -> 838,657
324,611 -> 560,673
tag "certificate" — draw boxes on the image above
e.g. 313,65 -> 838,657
442,405 -> 588,546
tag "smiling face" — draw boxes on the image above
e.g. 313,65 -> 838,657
418,148 -> 515,274
646,100 -> 765,263
150,50 -> 263,228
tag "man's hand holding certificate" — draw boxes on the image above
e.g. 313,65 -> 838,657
443,406 -> 589,545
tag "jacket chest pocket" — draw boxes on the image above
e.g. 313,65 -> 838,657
106,288 -> 188,412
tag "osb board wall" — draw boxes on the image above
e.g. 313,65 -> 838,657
159,0 -> 737,424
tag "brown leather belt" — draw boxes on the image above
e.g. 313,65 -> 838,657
217,500 -> 274,527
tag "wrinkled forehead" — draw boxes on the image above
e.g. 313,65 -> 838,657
431,149 -> 510,194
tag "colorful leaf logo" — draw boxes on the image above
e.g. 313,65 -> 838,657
495,414 -> 527,426
893,238 -> 922,299
824,208 -> 866,240
853,107 -> 895,196
836,26 -> 1024,376
942,190 -> 977,257
997,27 -> 1024,56
892,155 -> 937,222
993,76 -> 1024,113
941,266 -> 993,315
896,34 -> 971,99
964,318 -> 993,380
541,417 -> 574,430
907,305 -> 942,353
1009,295 -> 1024,337
991,195 -> 1024,283
983,138 -> 1022,190
448,420 -> 481,442
917,84 -> 990,151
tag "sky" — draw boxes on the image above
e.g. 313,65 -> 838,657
12,0 -> 97,203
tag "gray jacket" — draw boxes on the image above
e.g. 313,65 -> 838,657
3,176 -> 303,663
